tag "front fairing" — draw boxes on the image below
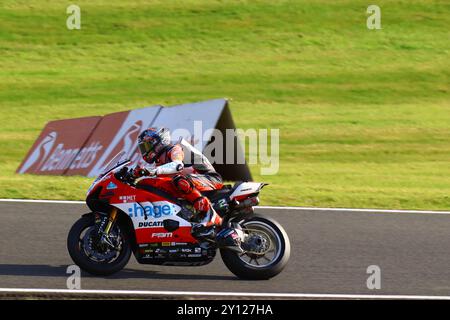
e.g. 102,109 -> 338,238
86,175 -> 103,197
86,159 -> 131,198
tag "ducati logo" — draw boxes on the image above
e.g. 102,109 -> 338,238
18,131 -> 57,173
138,221 -> 164,228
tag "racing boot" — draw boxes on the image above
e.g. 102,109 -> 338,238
191,197 -> 221,241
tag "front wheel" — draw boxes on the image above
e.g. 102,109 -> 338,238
67,214 -> 131,276
220,215 -> 290,280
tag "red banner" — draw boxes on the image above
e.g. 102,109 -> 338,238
16,116 -> 101,175
17,99 -> 252,181
66,106 -> 162,177
64,111 -> 130,176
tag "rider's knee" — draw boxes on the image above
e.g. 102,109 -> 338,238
193,196 -> 211,214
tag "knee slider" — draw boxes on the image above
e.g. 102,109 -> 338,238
172,175 -> 194,194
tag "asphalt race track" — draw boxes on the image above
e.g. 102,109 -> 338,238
1,201 -> 450,298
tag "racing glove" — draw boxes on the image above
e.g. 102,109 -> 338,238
132,166 -> 156,178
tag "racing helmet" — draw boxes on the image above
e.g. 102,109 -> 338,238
138,127 -> 171,163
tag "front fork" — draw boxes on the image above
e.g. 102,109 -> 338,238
104,207 -> 118,235
97,207 -> 118,249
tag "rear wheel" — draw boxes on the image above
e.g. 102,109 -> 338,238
67,214 -> 131,276
220,215 -> 290,280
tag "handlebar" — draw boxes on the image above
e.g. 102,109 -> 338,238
114,166 -> 135,185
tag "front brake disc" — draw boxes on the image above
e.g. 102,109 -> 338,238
82,228 -> 117,261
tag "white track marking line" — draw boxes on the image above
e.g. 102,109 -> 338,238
0,199 -> 85,204
1,198 -> 449,215
0,288 -> 449,300
260,206 -> 450,215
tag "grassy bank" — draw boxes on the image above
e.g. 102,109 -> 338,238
0,0 -> 449,209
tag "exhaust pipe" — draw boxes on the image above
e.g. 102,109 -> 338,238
233,196 -> 259,210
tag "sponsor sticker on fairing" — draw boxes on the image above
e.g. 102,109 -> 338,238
152,232 -> 173,239
126,202 -> 180,218
138,221 -> 164,228
119,195 -> 136,203
106,182 -> 117,190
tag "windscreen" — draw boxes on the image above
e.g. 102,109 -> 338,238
100,151 -> 129,175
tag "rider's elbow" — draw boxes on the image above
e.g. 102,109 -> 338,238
174,161 -> 184,172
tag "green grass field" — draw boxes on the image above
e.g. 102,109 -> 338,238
0,0 -> 449,209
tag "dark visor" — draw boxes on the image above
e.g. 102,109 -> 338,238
138,140 -> 154,156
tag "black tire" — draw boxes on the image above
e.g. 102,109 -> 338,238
67,214 -> 131,276
220,215 -> 290,280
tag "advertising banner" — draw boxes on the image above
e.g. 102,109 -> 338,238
16,116 -> 101,175
152,99 -> 252,181
85,106 -> 162,177
64,110 -> 130,176
151,99 -> 226,150
17,99 -> 252,181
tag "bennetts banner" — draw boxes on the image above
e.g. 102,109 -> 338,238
16,99 -> 252,181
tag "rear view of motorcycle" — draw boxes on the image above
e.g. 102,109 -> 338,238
67,152 -> 290,280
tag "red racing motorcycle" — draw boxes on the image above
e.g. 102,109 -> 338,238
67,152 -> 290,279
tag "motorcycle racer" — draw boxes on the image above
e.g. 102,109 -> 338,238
133,127 -> 240,248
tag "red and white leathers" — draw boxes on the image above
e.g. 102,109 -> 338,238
134,141 -> 223,227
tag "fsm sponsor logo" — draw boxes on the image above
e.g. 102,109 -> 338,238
152,232 -> 173,238
127,202 -> 176,218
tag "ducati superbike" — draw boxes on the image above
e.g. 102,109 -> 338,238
67,152 -> 290,279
